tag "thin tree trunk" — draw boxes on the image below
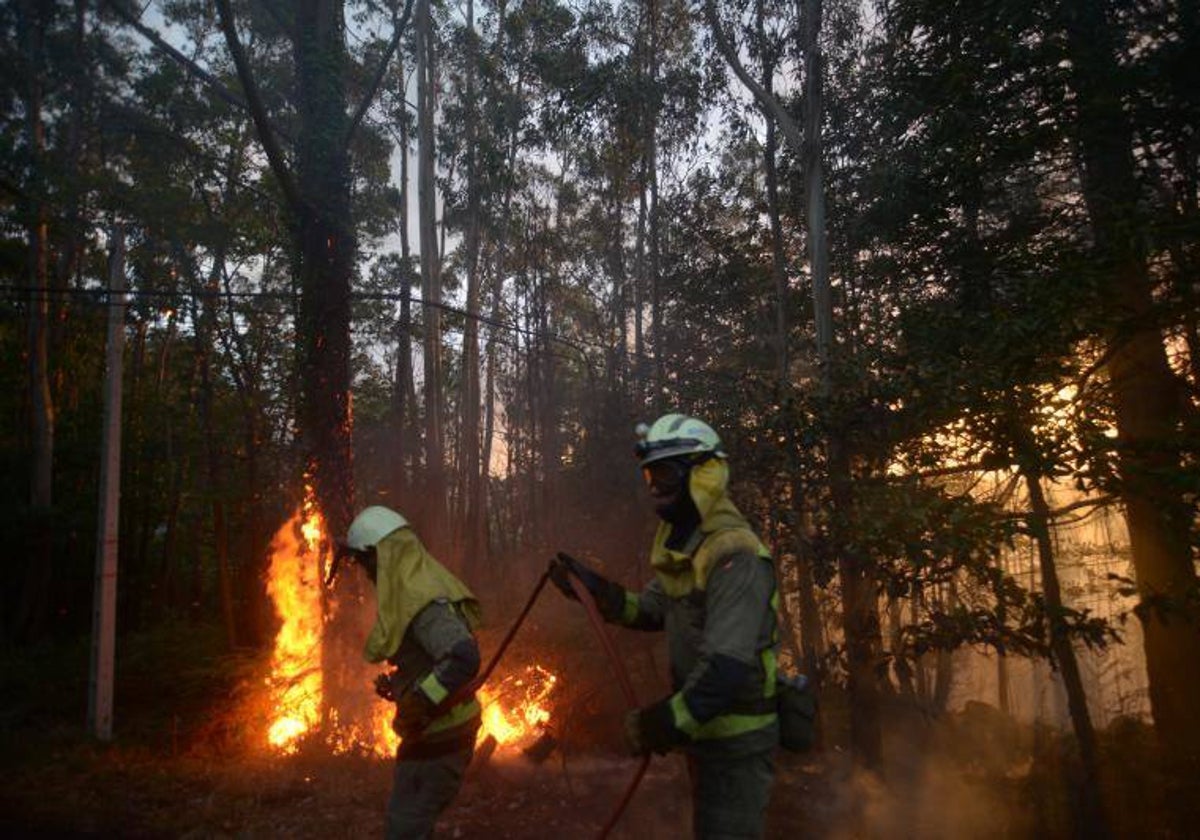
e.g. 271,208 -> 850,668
997,552 -> 1011,716
159,437 -> 187,617
1018,449 -> 1109,837
218,251 -> 268,646
460,0 -> 485,573
395,267 -> 415,500
757,0 -> 789,385
648,89 -> 663,404
756,0 -> 824,681
931,579 -> 956,714
196,249 -> 238,650
417,0 -> 447,553
479,45 -> 519,573
391,44 -> 415,507
16,0 -> 54,642
802,0 -> 881,768
912,590 -> 930,704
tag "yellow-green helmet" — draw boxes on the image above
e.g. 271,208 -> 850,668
634,413 -> 725,468
346,505 -> 409,551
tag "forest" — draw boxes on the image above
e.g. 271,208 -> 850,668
1,0 -> 1197,837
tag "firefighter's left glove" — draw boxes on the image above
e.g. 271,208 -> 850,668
624,698 -> 686,757
392,688 -> 438,739
373,672 -> 398,702
549,552 -> 626,619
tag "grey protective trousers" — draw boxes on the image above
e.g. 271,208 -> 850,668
386,743 -> 475,840
689,749 -> 776,839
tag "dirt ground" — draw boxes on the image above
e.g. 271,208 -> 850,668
4,624 -> 1192,838
0,730 -> 832,839
6,705 -> 1195,839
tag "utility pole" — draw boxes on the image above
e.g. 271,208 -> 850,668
88,224 -> 126,741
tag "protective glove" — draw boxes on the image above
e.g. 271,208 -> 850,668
624,697 -> 686,757
373,671 -> 398,702
392,687 -> 438,739
549,552 -> 625,618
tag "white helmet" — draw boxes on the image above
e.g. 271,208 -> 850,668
634,413 -> 725,467
346,505 -> 409,551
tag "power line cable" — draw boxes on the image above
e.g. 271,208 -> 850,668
0,282 -> 768,392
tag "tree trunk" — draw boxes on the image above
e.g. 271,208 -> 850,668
479,54 -> 520,577
196,249 -> 238,650
1018,450 -> 1109,837
802,0 -> 881,768
756,0 -> 824,681
1062,0 -> 1200,769
996,555 -> 1012,717
391,44 -> 415,508
417,0 -> 447,554
15,0 -> 54,643
294,0 -> 355,542
394,267 -> 415,502
219,252 -> 269,646
931,578 -> 956,714
460,0 -> 485,574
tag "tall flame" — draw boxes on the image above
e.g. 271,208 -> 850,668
265,494 -> 325,753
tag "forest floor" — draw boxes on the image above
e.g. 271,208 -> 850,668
2,623 -> 1196,838
0,726 -> 915,839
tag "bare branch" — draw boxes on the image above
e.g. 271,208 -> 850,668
1000,494 -> 1119,523
344,0 -> 415,149
213,0 -> 303,212
103,0 -> 291,143
701,0 -> 804,153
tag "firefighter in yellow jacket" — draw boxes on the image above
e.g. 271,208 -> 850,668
342,506 -> 481,840
551,414 -> 780,839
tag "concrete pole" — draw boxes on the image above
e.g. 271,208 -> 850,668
88,223 -> 126,741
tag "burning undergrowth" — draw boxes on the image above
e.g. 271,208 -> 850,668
249,500 -> 591,763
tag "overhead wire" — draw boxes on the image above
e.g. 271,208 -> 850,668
0,283 -> 621,378
0,280 -> 769,397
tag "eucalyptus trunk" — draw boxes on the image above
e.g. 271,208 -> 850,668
417,0 -> 447,554
802,0 -> 881,768
459,0 -> 485,574
393,63 -> 415,505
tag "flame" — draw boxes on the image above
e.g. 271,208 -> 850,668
264,493 -> 325,754
477,664 -> 558,747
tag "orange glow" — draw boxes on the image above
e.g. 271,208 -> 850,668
264,492 -> 325,754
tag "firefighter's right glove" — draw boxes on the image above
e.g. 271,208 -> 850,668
549,552 -> 625,619
624,698 -> 685,756
392,688 -> 437,739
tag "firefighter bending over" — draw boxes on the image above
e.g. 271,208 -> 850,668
340,506 -> 482,839
551,414 -> 780,839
